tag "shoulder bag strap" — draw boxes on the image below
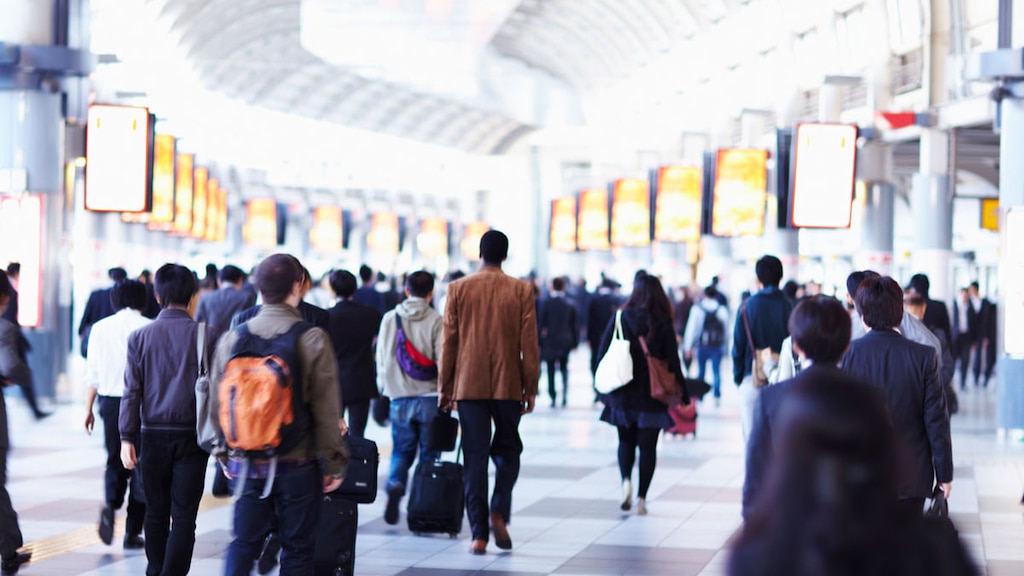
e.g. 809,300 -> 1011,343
197,322 -> 207,376
638,333 -> 652,357
614,310 -> 624,340
741,303 -> 757,353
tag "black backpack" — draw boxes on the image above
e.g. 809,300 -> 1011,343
699,308 -> 726,348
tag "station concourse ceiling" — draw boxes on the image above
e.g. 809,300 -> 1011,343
146,0 -> 717,154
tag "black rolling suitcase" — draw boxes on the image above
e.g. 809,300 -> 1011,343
406,459 -> 464,537
314,491 -> 358,576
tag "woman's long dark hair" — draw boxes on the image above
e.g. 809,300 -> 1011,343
622,271 -> 673,331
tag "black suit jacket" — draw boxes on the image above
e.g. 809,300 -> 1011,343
79,286 -> 116,357
923,298 -> 952,345
0,289 -> 17,326
586,292 -> 620,346
539,295 -> 578,360
195,285 -> 258,346
841,330 -> 952,498
232,301 -> 330,331
326,300 -> 382,405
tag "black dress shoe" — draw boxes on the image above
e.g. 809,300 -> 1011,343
123,535 -> 145,550
99,506 -> 114,545
256,532 -> 281,575
0,552 -> 31,576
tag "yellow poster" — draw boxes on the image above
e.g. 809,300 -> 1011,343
577,188 -> 610,250
712,149 -> 767,237
655,166 -> 702,243
550,197 -> 577,252
611,178 -> 651,247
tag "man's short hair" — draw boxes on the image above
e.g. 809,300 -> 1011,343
330,270 -> 358,299
111,279 -> 148,312
6,263 -> 19,278
907,273 -> 930,299
904,293 -> 926,307
254,254 -> 303,304
846,270 -> 881,299
406,271 -> 435,298
219,265 -> 245,285
854,276 -> 904,330
969,281 -> 980,291
154,264 -> 198,308
789,296 -> 851,364
0,270 -> 11,299
755,255 -> 783,287
109,267 -> 128,282
552,277 -> 566,292
479,230 -> 509,264
358,264 -> 373,284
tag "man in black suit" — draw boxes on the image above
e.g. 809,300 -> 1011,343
586,279 -> 621,390
353,264 -> 385,314
79,267 -> 128,358
967,281 -> 997,387
742,295 -> 879,518
841,276 -> 952,516
326,269 -> 382,438
538,277 -> 578,407
906,273 -> 952,344
951,287 -> 975,389
0,271 -> 31,574
195,265 -> 258,346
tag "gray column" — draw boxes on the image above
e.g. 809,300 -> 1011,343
853,141 -> 895,275
910,129 -> 954,301
997,83 -> 1024,430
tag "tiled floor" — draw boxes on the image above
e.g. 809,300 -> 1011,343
4,353 -> 1024,575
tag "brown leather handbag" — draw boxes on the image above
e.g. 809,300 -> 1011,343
639,336 -> 683,407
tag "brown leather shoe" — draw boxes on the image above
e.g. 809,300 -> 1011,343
490,513 -> 512,550
469,539 -> 487,555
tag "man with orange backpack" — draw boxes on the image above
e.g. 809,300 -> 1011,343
210,254 -> 349,575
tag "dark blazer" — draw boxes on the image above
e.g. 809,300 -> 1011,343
195,285 -> 258,346
951,299 -> 974,344
841,330 -> 952,498
732,287 -> 793,385
353,286 -> 385,315
539,295 -> 578,361
326,300 -> 382,405
79,286 -> 116,357
587,292 -> 620,346
742,365 -> 878,518
923,298 -> 952,345
0,289 -> 16,325
232,301 -> 330,332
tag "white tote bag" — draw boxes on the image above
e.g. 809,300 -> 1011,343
594,310 -> 633,394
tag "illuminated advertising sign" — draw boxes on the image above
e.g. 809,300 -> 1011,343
310,206 -> 343,251
173,153 -> 194,233
417,217 -> 449,258
655,166 -> 702,242
243,198 -> 277,248
982,198 -> 999,231
368,212 -> 400,255
461,222 -> 490,261
550,197 -> 577,252
790,123 -> 858,228
217,187 -> 228,242
611,178 -> 651,247
204,178 -> 219,241
191,167 -> 208,238
577,188 -> 610,250
85,104 -> 151,213
712,149 -> 768,237
148,134 -> 176,229
0,196 -> 43,327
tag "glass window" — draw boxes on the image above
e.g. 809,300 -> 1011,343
886,0 -> 923,51
793,28 -> 824,87
835,5 -> 868,72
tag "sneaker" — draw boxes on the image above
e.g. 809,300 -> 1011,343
636,498 -> 648,516
620,479 -> 632,511
0,552 -> 31,576
123,534 -> 145,550
98,505 -> 114,545
384,485 -> 403,526
256,532 -> 281,575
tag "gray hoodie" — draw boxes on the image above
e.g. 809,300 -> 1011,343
375,297 -> 443,399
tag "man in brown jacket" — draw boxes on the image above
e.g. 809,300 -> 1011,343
440,230 -> 540,555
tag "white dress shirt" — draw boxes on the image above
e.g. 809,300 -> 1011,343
84,308 -> 152,397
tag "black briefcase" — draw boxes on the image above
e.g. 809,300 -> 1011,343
426,410 -> 459,452
333,436 -> 379,504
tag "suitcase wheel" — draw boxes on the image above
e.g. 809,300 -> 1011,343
449,533 -> 458,539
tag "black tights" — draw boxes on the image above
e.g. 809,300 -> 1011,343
617,425 -> 660,498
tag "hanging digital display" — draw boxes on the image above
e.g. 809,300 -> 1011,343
243,198 -> 277,248
148,134 -> 176,229
85,104 -> 152,213
549,197 -> 577,252
217,187 -> 229,242
368,212 -> 400,255
712,149 -> 768,237
654,166 -> 702,242
790,123 -> 859,228
577,188 -> 610,250
461,222 -> 490,261
611,178 -> 651,247
310,206 -> 343,251
417,217 -> 449,258
173,153 -> 194,233
204,178 -> 220,242
191,167 -> 208,238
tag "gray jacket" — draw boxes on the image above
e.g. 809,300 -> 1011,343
376,297 -> 442,399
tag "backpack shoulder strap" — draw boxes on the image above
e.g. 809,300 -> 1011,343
197,322 -> 207,376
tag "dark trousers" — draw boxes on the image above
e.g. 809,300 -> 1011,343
973,340 -> 997,385
0,450 -> 23,560
224,461 -> 321,576
954,337 -> 972,388
344,400 -> 370,438
139,432 -> 208,576
546,356 -> 569,405
458,400 -> 523,542
616,426 -> 660,498
100,396 -> 145,536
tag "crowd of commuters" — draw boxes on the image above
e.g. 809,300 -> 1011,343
0,241 -> 997,574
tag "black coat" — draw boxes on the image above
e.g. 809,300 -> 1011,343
840,330 -> 953,499
922,298 -> 952,345
326,300 -> 382,405
539,295 -> 578,361
232,301 -> 330,331
587,292 -> 620,346
732,287 -> 792,384
79,286 -> 116,357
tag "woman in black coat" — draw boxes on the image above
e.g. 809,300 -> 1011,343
597,271 -> 689,515
326,270 -> 382,437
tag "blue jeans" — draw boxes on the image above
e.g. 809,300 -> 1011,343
224,461 -> 321,576
388,396 -> 440,493
697,346 -> 724,399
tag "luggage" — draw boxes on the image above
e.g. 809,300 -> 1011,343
407,460 -> 464,537
333,436 -> 379,504
667,401 -> 697,437
314,492 -> 358,576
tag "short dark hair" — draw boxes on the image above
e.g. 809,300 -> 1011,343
845,270 -> 880,299
139,269 -> 152,283
854,276 -> 904,330
907,273 -> 930,298
480,230 -> 509,264
704,285 -> 718,299
789,296 -> 851,364
330,270 -> 358,299
904,292 -> 926,307
358,264 -> 373,284
6,263 -> 19,277
111,279 -> 148,312
219,265 -> 245,285
109,267 -> 128,282
755,255 -> 783,287
406,271 -> 434,298
254,254 -> 302,304
0,270 -> 11,299
154,264 -> 198,308
969,281 -> 980,291
552,277 -> 566,292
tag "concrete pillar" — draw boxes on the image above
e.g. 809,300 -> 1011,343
997,83 -> 1024,430
853,141 -> 895,275
910,129 -> 954,301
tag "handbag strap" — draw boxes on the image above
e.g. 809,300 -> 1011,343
638,333 -> 652,357
613,310 -> 624,340
196,322 -> 207,377
741,303 -> 757,355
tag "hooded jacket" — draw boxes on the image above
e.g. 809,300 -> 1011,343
376,297 -> 443,399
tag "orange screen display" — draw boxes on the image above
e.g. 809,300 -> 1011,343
148,134 -> 175,229
655,166 -> 702,242
417,217 -> 448,258
191,167 -> 208,238
204,178 -> 220,241
173,153 -> 194,233
243,198 -> 277,248
577,188 -> 610,250
311,206 -> 343,251
712,149 -> 767,237
550,197 -> 577,252
611,178 -> 651,247
368,212 -> 400,255
461,222 -> 490,260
